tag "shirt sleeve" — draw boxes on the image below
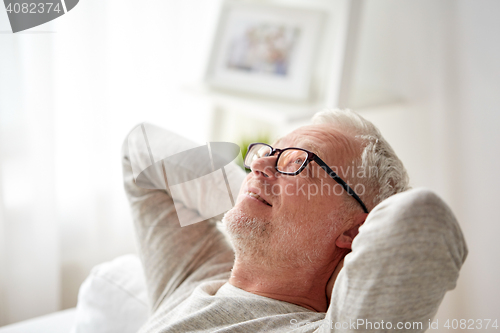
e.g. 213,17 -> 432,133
121,123 -> 245,312
322,188 -> 468,332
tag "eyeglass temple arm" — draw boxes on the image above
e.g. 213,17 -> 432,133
313,157 -> 369,214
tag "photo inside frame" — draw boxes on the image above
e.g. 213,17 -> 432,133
206,2 -> 324,101
224,21 -> 301,78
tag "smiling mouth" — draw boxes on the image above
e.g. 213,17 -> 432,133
246,191 -> 272,207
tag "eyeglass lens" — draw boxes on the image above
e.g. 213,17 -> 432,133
276,149 -> 308,173
245,144 -> 272,168
245,144 -> 308,174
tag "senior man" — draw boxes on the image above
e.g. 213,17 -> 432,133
123,109 -> 467,332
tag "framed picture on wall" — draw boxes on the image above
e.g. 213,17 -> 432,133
205,1 -> 324,101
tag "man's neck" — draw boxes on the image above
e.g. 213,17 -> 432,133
228,251 -> 345,312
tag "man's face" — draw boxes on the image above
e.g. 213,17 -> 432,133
223,124 -> 360,265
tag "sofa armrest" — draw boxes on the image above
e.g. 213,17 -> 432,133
0,308 -> 76,333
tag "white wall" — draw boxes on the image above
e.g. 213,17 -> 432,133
351,0 -> 500,330
452,0 -> 500,323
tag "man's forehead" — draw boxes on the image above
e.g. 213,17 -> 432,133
273,126 -> 342,156
274,124 -> 360,168
273,136 -> 320,154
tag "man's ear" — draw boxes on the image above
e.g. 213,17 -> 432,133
335,213 -> 367,250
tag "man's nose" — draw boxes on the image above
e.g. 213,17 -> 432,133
250,156 -> 279,179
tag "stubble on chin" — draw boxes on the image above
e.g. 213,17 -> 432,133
221,206 -> 306,268
221,206 -> 343,269
221,207 -> 273,258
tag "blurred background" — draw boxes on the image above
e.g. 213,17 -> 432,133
0,0 -> 499,331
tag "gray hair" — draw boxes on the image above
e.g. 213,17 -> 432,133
312,109 -> 410,210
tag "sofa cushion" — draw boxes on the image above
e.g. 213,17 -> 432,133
71,254 -> 149,333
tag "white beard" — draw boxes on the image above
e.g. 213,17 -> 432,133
221,207 -> 273,260
221,206 -> 340,269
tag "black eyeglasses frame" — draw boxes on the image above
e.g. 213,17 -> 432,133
244,142 -> 369,214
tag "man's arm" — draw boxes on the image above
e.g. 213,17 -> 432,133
122,123 -> 245,311
324,188 -> 468,332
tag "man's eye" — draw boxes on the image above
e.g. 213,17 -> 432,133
294,158 -> 303,164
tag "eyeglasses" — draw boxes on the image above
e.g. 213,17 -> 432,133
244,143 -> 369,213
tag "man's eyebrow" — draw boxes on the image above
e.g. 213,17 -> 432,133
274,138 -> 322,157
302,141 -> 321,156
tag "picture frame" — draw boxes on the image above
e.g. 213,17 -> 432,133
205,1 -> 324,102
